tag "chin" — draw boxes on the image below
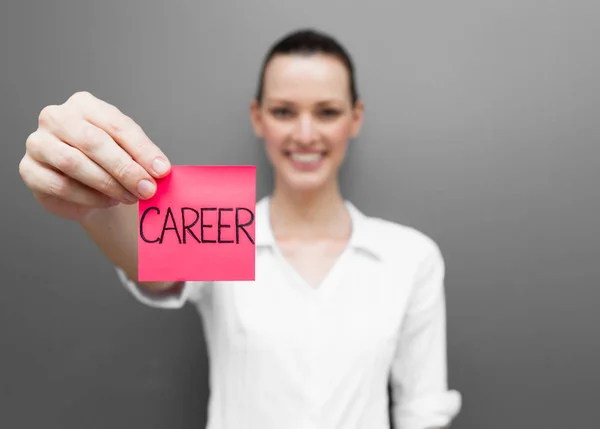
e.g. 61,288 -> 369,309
276,166 -> 337,194
283,175 -> 329,192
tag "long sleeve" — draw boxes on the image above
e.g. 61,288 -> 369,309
115,266 -> 209,309
389,243 -> 462,429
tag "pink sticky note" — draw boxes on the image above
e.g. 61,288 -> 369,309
138,165 -> 256,282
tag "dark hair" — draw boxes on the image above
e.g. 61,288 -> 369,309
255,28 -> 359,106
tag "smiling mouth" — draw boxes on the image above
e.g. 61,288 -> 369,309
284,150 -> 327,170
290,152 -> 322,163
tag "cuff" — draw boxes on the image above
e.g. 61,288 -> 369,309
394,389 -> 462,429
115,266 -> 190,309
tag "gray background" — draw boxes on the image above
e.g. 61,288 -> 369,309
1,0 -> 598,428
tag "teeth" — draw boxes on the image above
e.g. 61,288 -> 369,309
291,153 -> 321,163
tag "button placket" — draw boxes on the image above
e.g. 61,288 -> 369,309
305,298 -> 319,399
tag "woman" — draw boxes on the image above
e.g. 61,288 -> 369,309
19,29 -> 461,429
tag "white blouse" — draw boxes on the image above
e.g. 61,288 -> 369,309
116,196 -> 462,429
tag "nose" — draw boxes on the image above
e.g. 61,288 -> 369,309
293,114 -> 318,146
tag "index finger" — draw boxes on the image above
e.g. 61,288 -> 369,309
67,91 -> 171,178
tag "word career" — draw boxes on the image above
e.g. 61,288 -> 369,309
140,206 -> 255,245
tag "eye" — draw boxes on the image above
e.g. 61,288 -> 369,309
319,108 -> 341,119
270,107 -> 293,118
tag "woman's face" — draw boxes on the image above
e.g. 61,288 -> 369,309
250,53 -> 364,193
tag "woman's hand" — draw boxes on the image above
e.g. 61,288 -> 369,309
19,91 -> 171,222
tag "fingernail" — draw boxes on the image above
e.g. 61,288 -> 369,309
108,199 -> 120,206
137,179 -> 155,198
152,157 -> 169,175
122,192 -> 137,204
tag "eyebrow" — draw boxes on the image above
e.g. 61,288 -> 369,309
266,98 -> 345,106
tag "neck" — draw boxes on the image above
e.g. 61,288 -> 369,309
269,178 -> 351,240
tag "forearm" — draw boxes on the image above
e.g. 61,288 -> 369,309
79,203 -> 178,293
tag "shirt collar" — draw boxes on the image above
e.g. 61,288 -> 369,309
254,196 -> 382,259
